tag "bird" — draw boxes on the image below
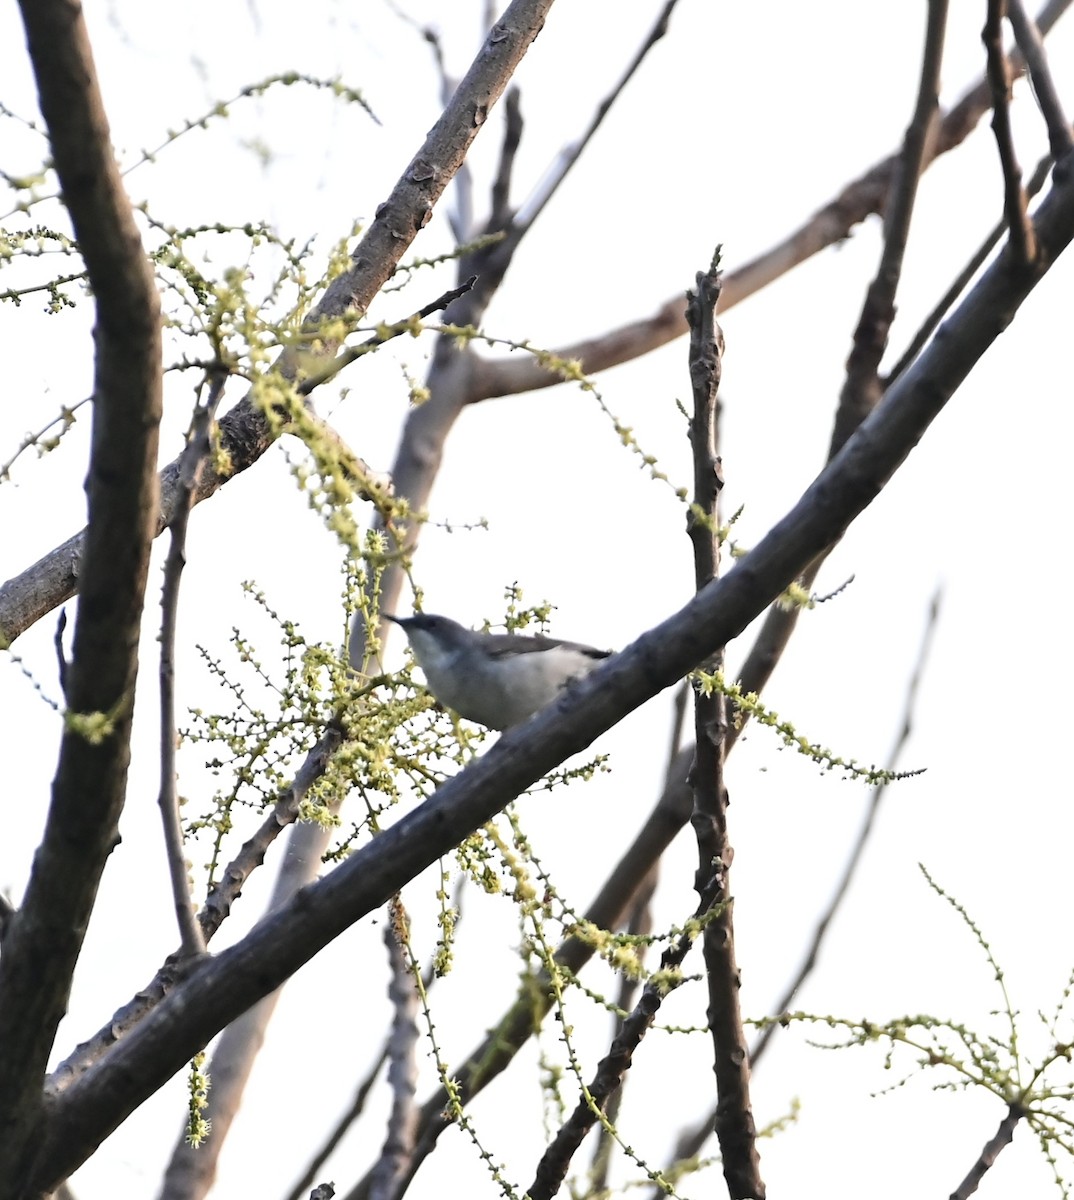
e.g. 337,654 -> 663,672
385,612 -> 612,730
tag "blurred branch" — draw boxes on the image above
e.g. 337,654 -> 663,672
158,379 -> 224,962
1009,0 -> 1074,157
984,0 -> 1037,264
834,0 -> 947,449
950,1103 -> 1024,1200
368,898 -> 420,1200
513,0 -> 680,233
750,590 -> 942,1067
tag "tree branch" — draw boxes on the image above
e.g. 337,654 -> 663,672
1008,0 -> 1074,160
158,382 -> 224,961
367,898 -> 420,1200
684,261 -> 763,1199
949,1103 -> 1024,1199
0,0 -> 162,1190
984,0 -> 1037,264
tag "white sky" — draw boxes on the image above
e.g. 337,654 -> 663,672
2,1 -> 1074,1197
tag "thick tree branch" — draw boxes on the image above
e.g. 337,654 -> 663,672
27,148 -> 1074,1192
0,0 -> 162,1191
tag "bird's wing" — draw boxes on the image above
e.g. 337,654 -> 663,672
483,632 -> 611,660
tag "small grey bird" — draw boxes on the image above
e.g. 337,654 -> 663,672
385,612 -> 612,730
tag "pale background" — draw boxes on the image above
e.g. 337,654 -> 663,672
1,2 -> 1072,1197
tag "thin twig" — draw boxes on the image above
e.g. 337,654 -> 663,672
158,376 -> 225,959
489,87 -> 523,230
984,0 -> 1038,263
297,278 -> 478,396
197,724 -> 345,940
1007,0 -> 1074,159
286,892 -> 456,1200
526,863 -> 728,1200
53,608 -> 68,698
513,0 -> 681,232
833,0 -> 948,451
886,151 -> 1054,384
590,686 -> 686,1191
751,590 -> 943,1065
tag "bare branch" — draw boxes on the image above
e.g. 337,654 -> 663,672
0,0 -> 162,1188
886,151 -> 1053,385
1008,0 -> 1074,158
749,591 -> 942,1069
949,1104 -> 1024,1199
684,261 -> 763,1200
513,0 -> 681,233
368,899 -> 420,1200
489,86 -> 523,230
984,0 -> 1037,264
834,0 -> 948,450
158,381 -> 224,962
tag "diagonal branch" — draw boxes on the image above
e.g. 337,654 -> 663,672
0,0 -> 162,1191
1008,0 -> 1074,158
